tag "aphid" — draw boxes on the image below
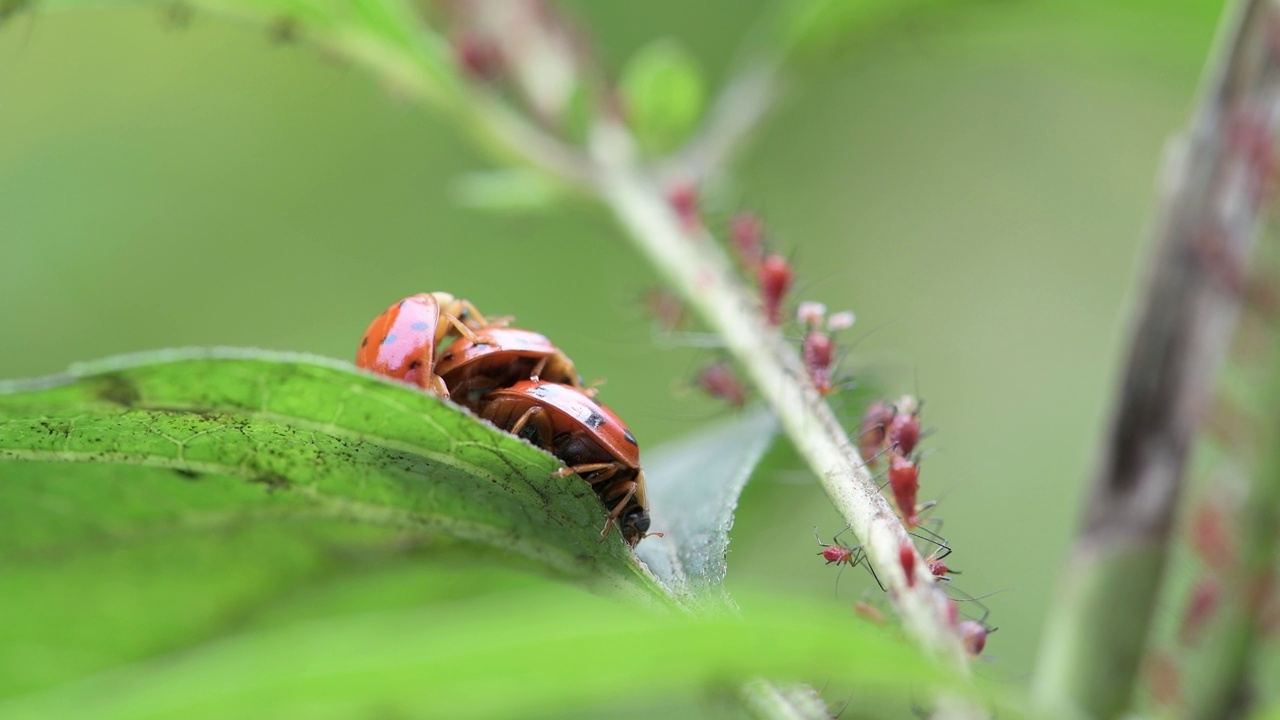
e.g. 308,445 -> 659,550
730,212 -> 765,272
478,379 -> 651,547
667,181 -> 700,232
951,591 -> 997,657
643,288 -> 687,332
1190,501 -> 1235,569
1145,651 -> 1183,709
357,292 -> 501,396
853,600 -> 887,625
797,302 -> 856,396
888,452 -> 922,529
453,30 -> 503,82
434,326 -> 585,410
758,253 -> 793,326
924,542 -> 957,582
803,329 -> 836,396
858,401 -> 896,466
898,540 -> 917,588
1179,577 -> 1221,647
697,362 -> 747,409
958,619 -> 991,656
888,410 -> 921,457
815,527 -> 882,591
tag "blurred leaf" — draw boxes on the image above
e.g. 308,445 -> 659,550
452,168 -> 566,213
0,582 -> 952,720
0,348 -> 670,698
23,0 -> 460,106
636,409 -> 778,604
775,0 -> 953,64
619,38 -> 706,156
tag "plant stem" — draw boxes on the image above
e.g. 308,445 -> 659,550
1186,328 -> 1280,718
589,123 -> 973,670
1032,1 -> 1280,716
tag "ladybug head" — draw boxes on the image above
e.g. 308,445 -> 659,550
621,508 -> 651,548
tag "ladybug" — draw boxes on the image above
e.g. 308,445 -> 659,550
477,379 -> 651,547
435,326 -> 586,410
356,292 -> 503,396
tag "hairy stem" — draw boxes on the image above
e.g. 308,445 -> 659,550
589,123 -> 972,670
1032,1 -> 1280,716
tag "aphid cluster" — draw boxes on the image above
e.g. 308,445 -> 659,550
636,201 -> 997,657
357,292 -> 652,547
812,397 -> 999,658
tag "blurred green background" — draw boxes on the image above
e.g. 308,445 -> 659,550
0,0 -> 1226,686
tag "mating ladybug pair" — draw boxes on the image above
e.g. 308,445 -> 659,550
356,292 -> 652,548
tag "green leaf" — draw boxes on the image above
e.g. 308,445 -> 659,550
636,409 -> 778,604
619,39 -> 706,156
0,581 -> 951,720
0,348 -> 671,698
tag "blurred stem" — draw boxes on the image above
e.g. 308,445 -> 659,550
1186,313 -> 1280,717
1031,1 -> 1280,717
738,679 -> 830,720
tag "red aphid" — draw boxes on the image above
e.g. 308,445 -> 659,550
899,540 -> 917,588
888,411 -> 921,456
889,453 -> 922,529
1179,577 -> 1221,647
854,601 -> 887,625
925,545 -> 955,581
697,362 -> 747,409
453,31 -> 503,82
758,254 -> 793,326
1145,652 -> 1183,709
667,182 -> 700,233
730,212 -> 765,272
644,288 -> 686,332
822,544 -> 855,565
803,330 -> 836,395
958,620 -> 991,656
858,401 -> 896,465
1191,501 -> 1235,569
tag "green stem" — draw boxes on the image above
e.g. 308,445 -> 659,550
1186,317 -> 1280,717
1032,1 -> 1280,716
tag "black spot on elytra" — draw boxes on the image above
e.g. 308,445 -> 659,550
173,468 -> 201,481
250,473 -> 291,492
408,360 -> 422,370
622,429 -> 638,446
584,411 -> 605,430
361,336 -> 369,348
95,374 -> 141,407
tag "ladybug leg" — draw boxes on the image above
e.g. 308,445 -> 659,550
553,462 -> 619,482
509,406 -> 555,451
530,356 -> 549,381
440,314 -> 482,344
597,480 -> 639,542
428,373 -> 450,398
